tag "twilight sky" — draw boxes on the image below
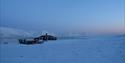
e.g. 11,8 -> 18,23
0,0 -> 125,34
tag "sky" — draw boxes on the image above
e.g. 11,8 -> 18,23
0,0 -> 125,34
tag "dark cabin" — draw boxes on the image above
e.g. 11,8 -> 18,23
34,33 -> 57,41
18,39 -> 41,44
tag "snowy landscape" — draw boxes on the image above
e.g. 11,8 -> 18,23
0,27 -> 125,63
1,0 -> 124,63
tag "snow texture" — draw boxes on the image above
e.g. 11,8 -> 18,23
0,35 -> 125,63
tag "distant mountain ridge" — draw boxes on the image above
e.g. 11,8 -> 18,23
0,27 -> 88,39
0,27 -> 34,39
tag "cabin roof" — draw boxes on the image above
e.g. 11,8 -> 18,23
39,35 -> 56,37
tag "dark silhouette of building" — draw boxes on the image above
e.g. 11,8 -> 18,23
19,33 -> 57,45
34,33 -> 57,41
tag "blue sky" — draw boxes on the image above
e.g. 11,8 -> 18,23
0,0 -> 124,34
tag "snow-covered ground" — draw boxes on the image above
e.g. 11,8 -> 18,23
0,35 -> 125,63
